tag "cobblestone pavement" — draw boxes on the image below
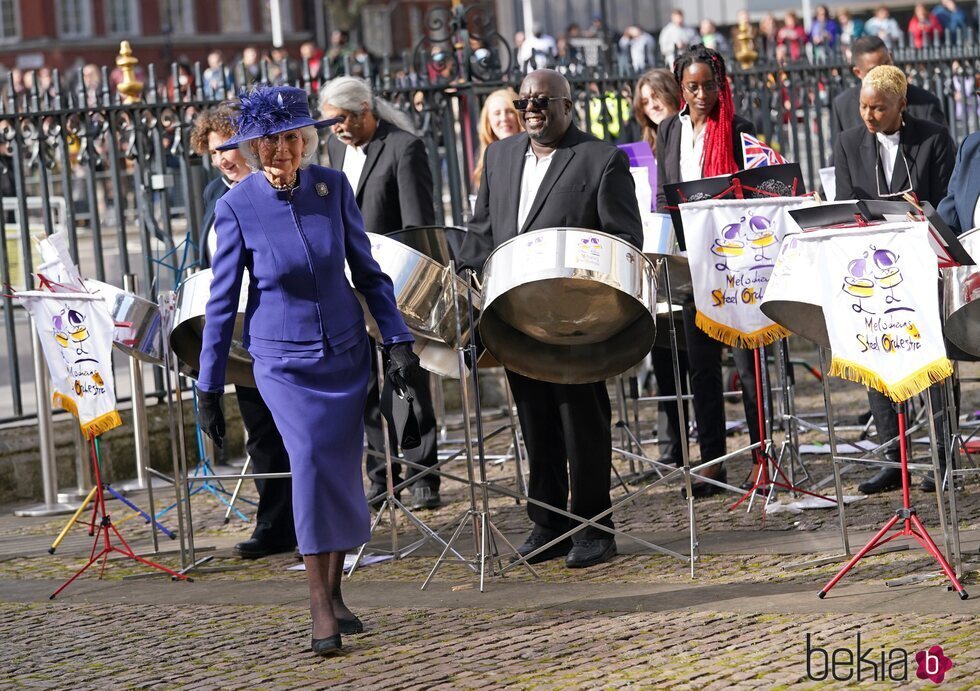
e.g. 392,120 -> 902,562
0,354 -> 978,688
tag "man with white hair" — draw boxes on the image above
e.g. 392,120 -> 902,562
320,77 -> 442,511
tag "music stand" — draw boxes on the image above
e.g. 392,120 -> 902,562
813,218 -> 971,599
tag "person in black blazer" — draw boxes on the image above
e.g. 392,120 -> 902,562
654,44 -> 768,498
833,64 -> 956,494
460,69 -> 643,568
189,104 -> 296,558
937,131 -> 980,235
320,76 -> 443,511
830,36 -> 945,145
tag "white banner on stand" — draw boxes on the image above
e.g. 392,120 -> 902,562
816,222 -> 952,402
679,196 -> 807,348
17,291 -> 121,438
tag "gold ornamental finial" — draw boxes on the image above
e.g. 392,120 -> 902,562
733,20 -> 759,69
116,41 -> 144,104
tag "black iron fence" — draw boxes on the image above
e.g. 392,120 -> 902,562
0,31 -> 977,424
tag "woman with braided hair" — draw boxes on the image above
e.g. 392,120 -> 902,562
654,45 -> 768,498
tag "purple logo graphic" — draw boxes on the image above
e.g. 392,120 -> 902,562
915,645 -> 953,684
710,214 -> 775,271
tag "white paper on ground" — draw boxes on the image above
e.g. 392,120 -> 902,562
287,553 -> 393,572
798,439 -> 878,454
765,494 -> 865,515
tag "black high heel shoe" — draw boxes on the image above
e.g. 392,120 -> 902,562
338,616 -> 364,635
311,633 -> 342,656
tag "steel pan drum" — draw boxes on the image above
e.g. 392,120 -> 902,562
480,228 -> 657,384
83,279 -> 164,365
944,227 -> 980,360
359,232 -> 481,379
760,233 -> 830,348
169,269 -> 255,387
387,226 -> 467,266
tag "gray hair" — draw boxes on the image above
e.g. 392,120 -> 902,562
319,76 -> 417,135
240,126 -> 319,170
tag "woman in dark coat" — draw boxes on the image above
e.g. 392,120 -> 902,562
655,44 -> 767,497
195,86 -> 421,656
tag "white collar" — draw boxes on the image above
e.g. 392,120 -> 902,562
875,129 -> 901,145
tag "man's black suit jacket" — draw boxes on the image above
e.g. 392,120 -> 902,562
831,83 -> 945,141
654,113 -> 755,210
833,113 -> 955,207
460,125 -> 643,272
199,175 -> 231,268
325,119 -> 435,235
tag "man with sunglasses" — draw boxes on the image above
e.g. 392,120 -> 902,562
834,65 -> 955,495
460,69 -> 643,568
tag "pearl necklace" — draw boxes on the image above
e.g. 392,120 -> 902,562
269,172 -> 298,191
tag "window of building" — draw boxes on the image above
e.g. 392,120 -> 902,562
160,0 -> 194,35
57,0 -> 92,38
260,0 -> 293,33
105,0 -> 139,35
219,0 -> 251,33
0,0 -> 18,41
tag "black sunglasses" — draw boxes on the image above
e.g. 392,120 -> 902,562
512,96 -> 568,111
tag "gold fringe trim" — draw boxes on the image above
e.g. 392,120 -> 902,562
829,356 -> 953,403
51,392 -> 78,417
695,310 -> 791,349
80,411 -> 122,440
51,392 -> 121,439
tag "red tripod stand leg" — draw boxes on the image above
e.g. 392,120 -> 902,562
909,513 -> 969,599
819,513 -> 900,598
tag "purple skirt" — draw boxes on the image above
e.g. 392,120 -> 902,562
251,336 -> 372,554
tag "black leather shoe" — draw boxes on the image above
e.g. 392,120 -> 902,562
566,538 -> 617,568
311,634 -> 342,656
410,486 -> 441,510
511,533 -> 573,564
338,616 -> 364,635
233,539 -> 296,560
857,467 -> 907,495
682,469 -> 728,499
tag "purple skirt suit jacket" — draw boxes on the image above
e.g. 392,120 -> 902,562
196,164 -> 412,553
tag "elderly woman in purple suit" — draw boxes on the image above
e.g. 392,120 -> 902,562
195,85 -> 420,657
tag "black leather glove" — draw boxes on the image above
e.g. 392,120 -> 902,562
385,342 -> 421,396
197,390 -> 225,449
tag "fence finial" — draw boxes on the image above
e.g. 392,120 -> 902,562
116,41 -> 144,103
733,20 -> 758,69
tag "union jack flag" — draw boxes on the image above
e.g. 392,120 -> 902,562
741,133 -> 787,169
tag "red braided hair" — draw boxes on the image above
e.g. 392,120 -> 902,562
673,46 -> 738,178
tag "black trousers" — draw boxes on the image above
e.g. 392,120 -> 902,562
506,370 -> 613,541
363,343 -> 440,490
680,300 -> 768,465
867,384 -> 949,465
651,345 -> 689,463
234,385 -> 296,547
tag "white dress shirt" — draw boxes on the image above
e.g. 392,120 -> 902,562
517,146 -> 555,231
341,144 -> 367,193
973,195 -> 980,230
678,106 -> 706,182
876,130 -> 901,189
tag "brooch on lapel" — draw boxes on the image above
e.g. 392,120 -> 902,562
316,182 -> 329,197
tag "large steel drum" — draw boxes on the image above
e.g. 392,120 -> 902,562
643,213 -> 691,349
479,228 -> 657,384
387,226 -> 467,266
359,232 -> 480,378
944,227 -> 980,360
760,233 -> 830,348
83,279 -> 164,365
169,269 -> 255,387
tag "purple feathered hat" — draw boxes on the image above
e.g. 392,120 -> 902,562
216,85 -> 340,151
